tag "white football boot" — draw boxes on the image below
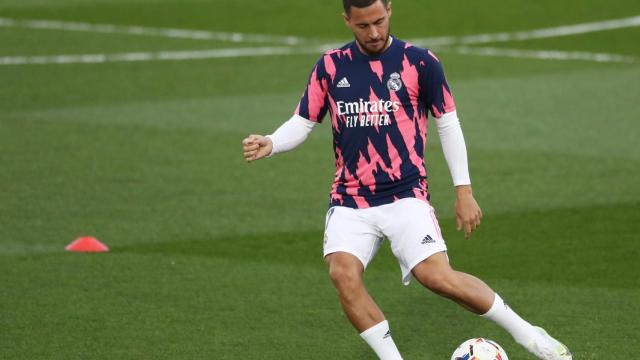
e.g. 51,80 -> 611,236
526,326 -> 572,360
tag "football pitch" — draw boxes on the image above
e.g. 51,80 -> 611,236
1,0 -> 639,358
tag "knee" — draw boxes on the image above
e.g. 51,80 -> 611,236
328,257 -> 363,292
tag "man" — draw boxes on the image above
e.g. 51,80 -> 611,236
242,1 -> 572,359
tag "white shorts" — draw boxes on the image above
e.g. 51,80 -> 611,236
323,197 -> 447,285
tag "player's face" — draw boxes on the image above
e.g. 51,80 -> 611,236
344,0 -> 392,55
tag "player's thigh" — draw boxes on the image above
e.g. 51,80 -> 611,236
323,206 -> 383,270
381,198 -> 447,284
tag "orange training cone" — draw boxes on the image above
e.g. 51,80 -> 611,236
65,237 -> 109,252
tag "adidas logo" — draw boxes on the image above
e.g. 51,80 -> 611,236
383,330 -> 391,339
337,77 -> 350,88
421,235 -> 435,244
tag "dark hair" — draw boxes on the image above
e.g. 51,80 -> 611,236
342,0 -> 389,15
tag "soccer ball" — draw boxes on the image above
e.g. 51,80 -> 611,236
451,338 -> 509,360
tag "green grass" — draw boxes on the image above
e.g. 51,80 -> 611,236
1,0 -> 639,359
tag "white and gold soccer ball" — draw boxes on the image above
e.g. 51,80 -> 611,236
451,338 -> 509,360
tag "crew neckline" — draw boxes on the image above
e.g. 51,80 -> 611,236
351,36 -> 398,60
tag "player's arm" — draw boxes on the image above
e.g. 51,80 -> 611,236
242,115 -> 316,162
243,56 -> 329,163
434,111 -> 482,239
423,51 -> 482,239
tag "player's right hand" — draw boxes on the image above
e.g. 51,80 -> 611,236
242,134 -> 273,163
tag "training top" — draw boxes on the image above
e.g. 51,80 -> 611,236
295,36 -> 457,209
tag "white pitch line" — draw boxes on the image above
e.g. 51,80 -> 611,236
1,15 -> 639,65
0,45 -> 635,66
0,46 -> 327,65
409,15 -> 640,46
3,14 -> 639,48
448,46 -> 637,63
0,17 -> 309,45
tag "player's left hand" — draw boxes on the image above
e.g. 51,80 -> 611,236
454,185 -> 482,239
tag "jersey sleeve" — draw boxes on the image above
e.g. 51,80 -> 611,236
421,50 -> 456,118
295,56 -> 330,123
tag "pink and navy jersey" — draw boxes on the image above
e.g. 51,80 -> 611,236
295,36 -> 456,209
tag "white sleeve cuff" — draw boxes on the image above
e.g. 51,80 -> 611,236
434,111 -> 471,186
266,114 -> 316,156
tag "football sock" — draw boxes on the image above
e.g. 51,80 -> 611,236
360,320 -> 404,360
481,293 -> 539,347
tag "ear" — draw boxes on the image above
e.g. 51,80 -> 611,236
387,1 -> 393,17
342,11 -> 350,26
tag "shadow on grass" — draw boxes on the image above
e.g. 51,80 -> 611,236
113,230 -> 325,266
112,201 -> 640,289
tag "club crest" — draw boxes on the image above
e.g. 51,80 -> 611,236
387,72 -> 403,91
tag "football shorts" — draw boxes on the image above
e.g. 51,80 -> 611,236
323,197 -> 447,285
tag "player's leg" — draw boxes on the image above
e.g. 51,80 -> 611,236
324,252 -> 402,360
323,207 -> 403,360
380,198 -> 571,360
411,252 -> 493,313
412,256 -> 572,360
325,251 -> 384,330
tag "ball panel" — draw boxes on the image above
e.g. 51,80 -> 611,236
450,338 -> 509,360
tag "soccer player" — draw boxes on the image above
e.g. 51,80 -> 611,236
242,1 -> 572,359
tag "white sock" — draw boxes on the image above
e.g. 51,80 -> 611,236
360,320 -> 403,360
481,293 -> 539,347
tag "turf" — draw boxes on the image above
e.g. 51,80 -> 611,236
1,0 -> 639,359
